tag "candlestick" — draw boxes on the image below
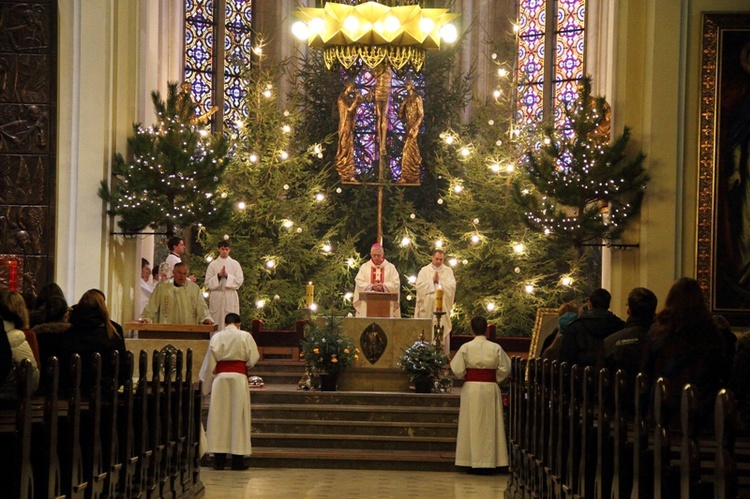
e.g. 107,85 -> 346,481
306,282 -> 314,307
435,286 -> 443,312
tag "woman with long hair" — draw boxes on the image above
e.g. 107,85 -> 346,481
3,291 -> 41,367
642,277 -> 729,430
0,290 -> 40,398
38,289 -> 127,394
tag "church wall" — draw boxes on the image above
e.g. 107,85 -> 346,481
56,0 -> 180,322
605,0 -> 747,317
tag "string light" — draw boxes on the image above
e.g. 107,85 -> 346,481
486,302 -> 496,311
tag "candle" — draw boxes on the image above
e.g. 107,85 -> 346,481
306,282 -> 314,307
435,286 -> 443,312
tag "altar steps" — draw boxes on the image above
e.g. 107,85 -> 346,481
246,388 -> 460,471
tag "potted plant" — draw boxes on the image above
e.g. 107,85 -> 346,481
299,316 -> 359,391
398,340 -> 449,393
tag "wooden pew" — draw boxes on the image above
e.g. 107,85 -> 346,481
0,359 -> 35,499
610,369 -> 631,499
133,351 -> 152,497
562,364 -> 581,499
653,377 -> 676,499
594,368 -> 613,498
118,351 -> 138,498
83,353 -> 107,498
103,350 -> 122,497
505,357 -> 522,499
147,351 -> 164,498
714,389 -> 738,498
58,354 -> 87,498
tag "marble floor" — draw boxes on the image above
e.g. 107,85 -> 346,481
201,467 -> 509,498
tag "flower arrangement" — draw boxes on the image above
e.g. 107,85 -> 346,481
299,316 -> 359,375
397,340 -> 449,382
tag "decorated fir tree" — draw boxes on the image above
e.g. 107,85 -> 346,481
428,48 -> 589,335
189,61 -> 360,328
99,82 -> 229,237
513,78 -> 649,250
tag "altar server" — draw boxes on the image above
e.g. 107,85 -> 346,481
353,242 -> 401,317
200,313 -> 260,470
450,316 -> 511,472
204,239 -> 244,329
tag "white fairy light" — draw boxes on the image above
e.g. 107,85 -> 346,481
435,239 -> 444,248
315,193 -> 325,202
322,243 -> 332,253
449,258 -> 458,267
249,154 -> 258,163
283,220 -> 294,228
310,303 -> 318,312
408,275 -> 417,284
486,302 -> 496,312
490,163 -> 501,173
561,276 -> 573,287
237,201 -> 246,210
471,235 -> 480,244
256,299 -> 265,308
265,260 -> 275,269
525,284 -> 534,294
344,292 -> 353,300
400,236 -> 411,247
206,256 -> 213,263
513,243 -> 525,254
453,185 -> 463,194
346,258 -> 355,267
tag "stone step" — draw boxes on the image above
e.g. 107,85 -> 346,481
252,403 -> 459,423
252,418 -> 458,438
249,359 -> 306,374
246,447 -> 458,472
249,388 -> 460,408
248,371 -> 306,385
250,432 -> 456,452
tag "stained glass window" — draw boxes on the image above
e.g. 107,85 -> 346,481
516,0 -> 586,129
184,0 -> 253,132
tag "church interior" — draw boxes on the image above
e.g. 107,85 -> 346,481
2,0 -> 750,497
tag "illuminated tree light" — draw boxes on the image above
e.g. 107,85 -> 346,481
265,260 -> 275,269
256,299 -> 266,308
524,284 -> 534,294
513,243 -> 525,254
435,239 -> 444,248
448,258 -> 458,267
315,193 -> 325,202
486,302 -> 496,311
408,275 -> 417,284
400,236 -> 411,247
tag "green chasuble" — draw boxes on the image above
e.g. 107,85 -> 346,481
140,280 -> 211,324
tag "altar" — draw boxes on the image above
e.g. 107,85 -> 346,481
123,322 -> 217,381
338,317 -> 432,392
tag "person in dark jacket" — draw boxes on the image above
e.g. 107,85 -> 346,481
601,287 -> 658,416
642,277 -> 727,431
38,289 -> 127,394
559,288 -> 625,368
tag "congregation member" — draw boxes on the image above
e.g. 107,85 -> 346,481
559,288 -> 625,367
199,313 -> 260,470
450,316 -> 512,473
38,289 -> 128,394
414,248 -> 456,353
600,287 -> 658,416
0,321 -> 11,387
3,291 -> 41,367
205,240 -> 244,329
0,291 -> 40,398
139,262 -> 213,325
540,301 -> 578,361
28,282 -> 67,328
353,243 -> 401,317
31,296 -> 70,336
642,277 -> 728,430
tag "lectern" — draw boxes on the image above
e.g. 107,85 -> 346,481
360,291 -> 398,317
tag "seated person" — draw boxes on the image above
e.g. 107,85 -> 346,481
28,282 -> 67,328
139,262 -> 213,324
31,295 -> 71,335
0,291 -> 40,398
38,289 -> 128,394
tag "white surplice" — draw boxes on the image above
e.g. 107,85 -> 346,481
353,259 -> 401,317
199,324 -> 260,455
204,256 -> 244,328
450,335 -> 511,468
414,263 -> 456,352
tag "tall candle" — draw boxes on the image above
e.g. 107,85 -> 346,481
306,282 -> 314,307
435,286 -> 444,312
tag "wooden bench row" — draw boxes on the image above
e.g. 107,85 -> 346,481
505,357 -> 746,499
0,348 -> 204,499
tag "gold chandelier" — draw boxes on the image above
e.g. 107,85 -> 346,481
292,1 -> 459,71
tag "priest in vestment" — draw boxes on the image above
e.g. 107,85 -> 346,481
353,243 -> 401,317
450,316 -> 511,471
205,240 -> 244,329
199,313 -> 260,470
139,262 -> 213,324
414,249 -> 456,353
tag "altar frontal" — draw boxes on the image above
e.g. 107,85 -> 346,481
338,317 -> 432,391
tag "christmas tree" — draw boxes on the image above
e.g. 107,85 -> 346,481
513,78 -> 649,251
99,82 -> 229,237
188,60 -> 361,328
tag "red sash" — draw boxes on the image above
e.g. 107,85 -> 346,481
215,360 -> 247,375
465,368 -> 497,382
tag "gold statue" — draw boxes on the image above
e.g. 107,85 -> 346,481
373,64 -> 393,160
398,81 -> 423,184
178,81 -> 219,125
333,81 -> 362,183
